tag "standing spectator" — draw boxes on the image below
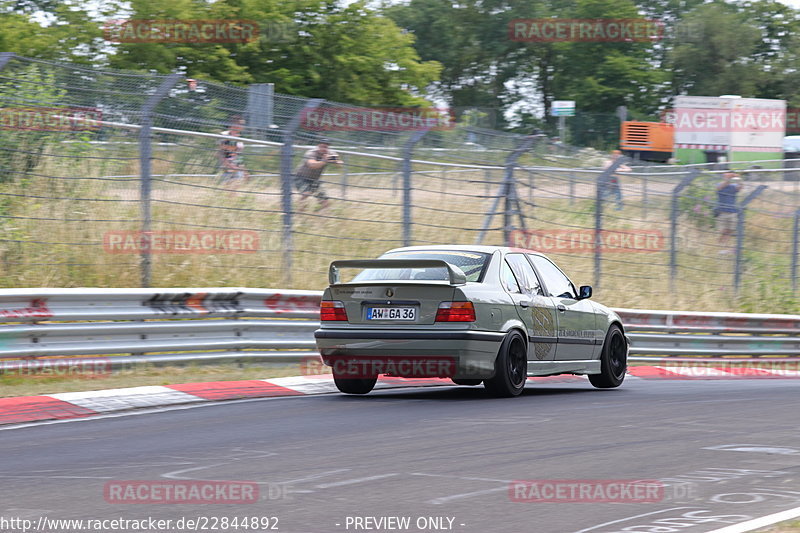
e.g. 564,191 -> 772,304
293,138 -> 343,211
715,171 -> 743,253
219,116 -> 249,189
601,150 -> 631,210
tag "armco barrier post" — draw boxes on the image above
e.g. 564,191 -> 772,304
594,156 -> 631,289
138,73 -> 181,288
793,208 -> 800,293
734,185 -> 768,292
669,169 -> 701,289
401,129 -> 429,246
281,99 -> 323,286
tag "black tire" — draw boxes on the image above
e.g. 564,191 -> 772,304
484,331 -> 527,397
333,372 -> 377,395
589,324 -> 627,389
451,378 -> 482,386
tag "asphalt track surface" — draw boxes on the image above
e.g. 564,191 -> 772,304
2,378 -> 799,533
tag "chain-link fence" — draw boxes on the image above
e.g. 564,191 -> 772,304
1,54 -> 799,313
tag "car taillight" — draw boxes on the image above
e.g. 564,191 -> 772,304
435,301 -> 476,322
320,300 -> 348,321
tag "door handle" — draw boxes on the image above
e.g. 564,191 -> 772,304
557,304 -> 566,313
519,300 -> 532,308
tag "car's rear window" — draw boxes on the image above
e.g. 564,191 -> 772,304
351,250 -> 490,283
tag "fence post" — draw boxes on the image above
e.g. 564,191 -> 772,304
401,129 -> 429,246
569,171 -> 575,206
138,73 -> 181,288
527,168 -> 533,203
734,185 -> 767,292
641,166 -> 649,220
792,208 -> 800,293
503,138 -> 537,245
340,157 -> 348,199
668,169 -> 700,288
281,99 -> 323,286
475,136 -> 535,245
594,156 -> 632,289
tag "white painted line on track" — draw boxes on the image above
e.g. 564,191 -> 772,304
705,505 -> 800,533
315,473 -> 399,489
428,485 -> 509,505
571,507 -> 698,533
162,463 -> 228,479
278,469 -> 351,485
411,472 -> 511,483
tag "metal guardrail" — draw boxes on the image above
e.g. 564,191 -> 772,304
1,289 -> 798,369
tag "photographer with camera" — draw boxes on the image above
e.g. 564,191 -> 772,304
293,138 -> 343,211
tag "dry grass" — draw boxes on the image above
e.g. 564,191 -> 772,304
1,138 -> 798,315
760,521 -> 800,532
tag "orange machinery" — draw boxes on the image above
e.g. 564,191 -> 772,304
619,121 -> 674,162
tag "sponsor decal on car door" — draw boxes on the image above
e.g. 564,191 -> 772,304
504,254 -> 557,361
527,255 -> 596,360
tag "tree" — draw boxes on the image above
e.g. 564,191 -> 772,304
231,0 -> 441,105
669,2 -> 762,97
0,1 -> 104,63
107,0 -> 250,83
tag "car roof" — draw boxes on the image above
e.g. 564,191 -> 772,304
384,244 -> 546,257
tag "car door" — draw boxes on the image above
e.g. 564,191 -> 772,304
527,254 -> 596,361
503,254 -> 557,362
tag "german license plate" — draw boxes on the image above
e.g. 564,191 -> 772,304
367,307 -> 416,321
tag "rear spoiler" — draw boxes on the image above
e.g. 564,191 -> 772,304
329,259 -> 467,286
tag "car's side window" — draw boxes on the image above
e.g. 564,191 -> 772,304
501,260 -> 521,293
528,255 -> 576,299
506,254 -> 543,295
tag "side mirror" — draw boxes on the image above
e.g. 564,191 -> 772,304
578,285 -> 592,300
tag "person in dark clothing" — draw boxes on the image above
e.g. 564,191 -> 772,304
218,117 -> 249,189
293,139 -> 343,211
715,171 -> 742,253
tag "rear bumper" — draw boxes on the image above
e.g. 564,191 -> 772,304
314,329 -> 505,378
